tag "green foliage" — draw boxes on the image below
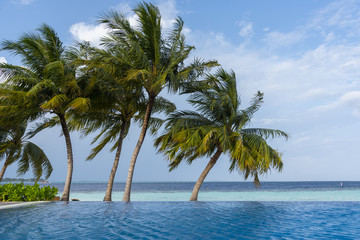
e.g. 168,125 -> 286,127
155,68 -> 289,185
0,122 -> 53,181
0,183 -> 58,202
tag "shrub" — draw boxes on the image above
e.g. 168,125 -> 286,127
0,183 -> 58,201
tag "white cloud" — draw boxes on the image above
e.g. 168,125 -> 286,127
158,0 -> 192,36
262,30 -> 305,48
307,0 -> 360,43
254,118 -> 290,125
158,0 -> 179,29
237,21 -> 253,38
260,1 -> 360,48
114,2 -> 139,28
115,2 -> 132,15
69,23 -> 108,47
299,88 -> 337,100
293,136 -> 311,144
310,0 -> 360,29
69,0 -> 185,47
68,0 -> 360,125
311,91 -> 360,117
11,0 -> 35,5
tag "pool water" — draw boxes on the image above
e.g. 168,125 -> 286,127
1,201 -> 359,239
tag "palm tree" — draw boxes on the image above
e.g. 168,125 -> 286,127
73,91 -> 175,201
155,68 -> 289,201
72,43 -> 175,201
0,24 -> 90,201
67,42 -> 175,201
100,2 -> 218,201
0,122 -> 52,182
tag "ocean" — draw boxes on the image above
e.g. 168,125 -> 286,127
42,181 -> 360,201
2,181 -> 360,238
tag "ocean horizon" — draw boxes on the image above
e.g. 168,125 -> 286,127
25,181 -> 360,201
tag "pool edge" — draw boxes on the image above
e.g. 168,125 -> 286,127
0,201 -> 50,210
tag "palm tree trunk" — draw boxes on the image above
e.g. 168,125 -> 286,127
103,122 -> 127,201
190,148 -> 223,201
0,155 -> 12,182
58,114 -> 74,201
122,97 -> 155,201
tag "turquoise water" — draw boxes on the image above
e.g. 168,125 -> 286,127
56,181 -> 360,201
1,201 -> 359,239
70,189 -> 360,201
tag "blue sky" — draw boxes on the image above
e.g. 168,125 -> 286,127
1,0 -> 360,182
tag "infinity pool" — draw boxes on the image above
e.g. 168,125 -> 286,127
1,201 -> 359,239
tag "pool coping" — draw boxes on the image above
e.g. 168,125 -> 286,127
0,201 -> 50,210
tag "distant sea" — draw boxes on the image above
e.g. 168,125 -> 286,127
36,181 -> 360,201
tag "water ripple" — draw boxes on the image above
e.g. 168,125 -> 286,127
1,202 -> 360,239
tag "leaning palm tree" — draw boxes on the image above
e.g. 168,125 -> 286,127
155,68 -> 289,201
0,24 -> 90,200
100,2 -> 218,201
73,91 -> 175,201
68,42 -> 175,201
0,122 -> 52,182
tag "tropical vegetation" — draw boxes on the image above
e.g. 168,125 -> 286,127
99,2 -> 217,201
68,42 -> 176,201
0,182 -> 57,201
0,1 -> 288,202
0,24 -> 90,201
155,68 -> 288,201
0,122 -> 52,182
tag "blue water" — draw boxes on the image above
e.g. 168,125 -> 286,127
45,181 -> 357,192
1,201 -> 360,239
37,181 -> 360,201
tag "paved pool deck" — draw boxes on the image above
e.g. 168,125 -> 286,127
0,201 -> 50,210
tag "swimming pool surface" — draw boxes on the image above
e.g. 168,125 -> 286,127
1,201 -> 359,239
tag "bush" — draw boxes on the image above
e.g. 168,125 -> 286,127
0,183 -> 58,201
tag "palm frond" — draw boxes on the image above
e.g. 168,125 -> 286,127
66,97 -> 91,112
40,94 -> 68,110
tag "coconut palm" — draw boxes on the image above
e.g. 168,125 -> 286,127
0,122 -> 52,182
67,42 -> 175,201
155,68 -> 289,201
100,2 -> 218,201
0,24 -> 90,201
73,91 -> 175,201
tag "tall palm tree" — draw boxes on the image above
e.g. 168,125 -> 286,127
0,24 -> 90,200
100,2 -> 218,201
0,122 -> 52,182
155,68 -> 289,201
68,42 -> 175,201
73,91 -> 175,201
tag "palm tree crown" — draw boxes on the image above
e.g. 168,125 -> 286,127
0,122 -> 52,182
0,24 -> 90,201
155,68 -> 289,201
99,2 -> 217,201
68,42 -> 175,201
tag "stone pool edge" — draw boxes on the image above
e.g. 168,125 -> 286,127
0,201 -> 50,210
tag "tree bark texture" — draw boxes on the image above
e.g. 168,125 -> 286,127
122,97 -> 154,201
59,114 -> 74,201
103,122 -> 127,201
0,155 -> 11,182
189,148 -> 223,201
